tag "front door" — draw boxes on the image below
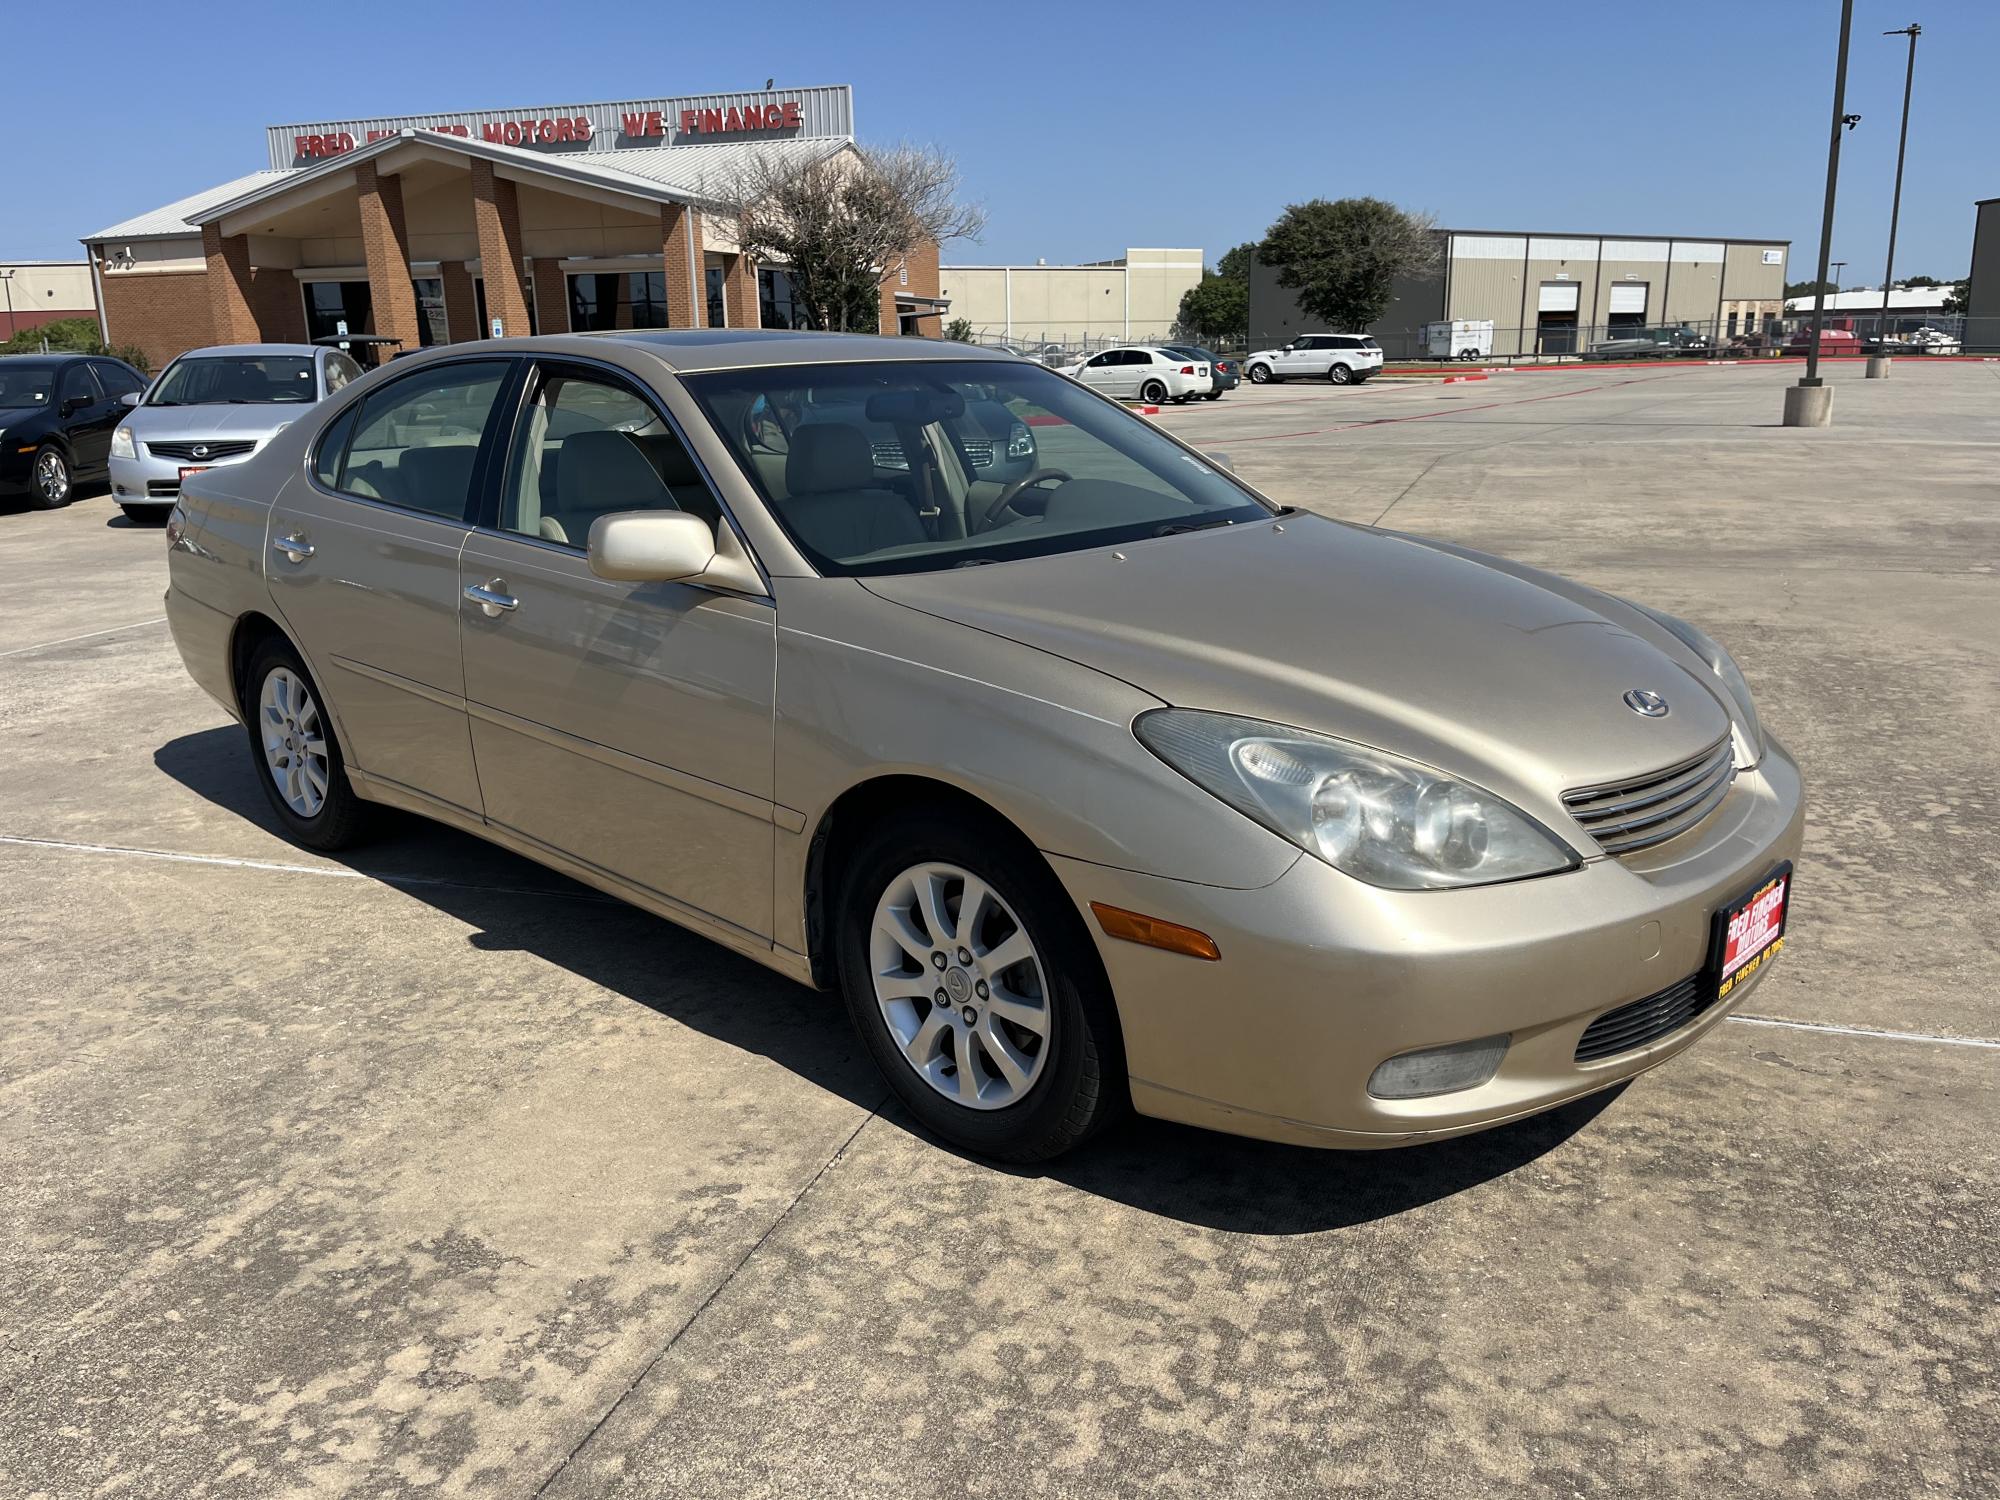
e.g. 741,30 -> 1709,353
457,359 -> 778,938
265,357 -> 516,815
57,363 -> 116,473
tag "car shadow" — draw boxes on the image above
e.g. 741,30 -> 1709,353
155,724 -> 1628,1235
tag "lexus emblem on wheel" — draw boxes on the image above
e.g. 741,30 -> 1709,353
1623,688 -> 1670,718
192,444 -> 210,459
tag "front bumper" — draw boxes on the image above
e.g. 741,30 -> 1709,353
110,449 -> 252,508
1050,735 -> 1804,1148
0,440 -> 36,497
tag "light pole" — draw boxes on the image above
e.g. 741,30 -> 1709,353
0,269 -> 15,343
1870,23 -> 1921,375
1785,0 -> 1858,427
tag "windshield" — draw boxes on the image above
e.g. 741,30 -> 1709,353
685,360 -> 1272,577
149,355 -> 318,407
0,370 -> 53,408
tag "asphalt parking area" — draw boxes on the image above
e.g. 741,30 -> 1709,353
4,362 -> 1997,1499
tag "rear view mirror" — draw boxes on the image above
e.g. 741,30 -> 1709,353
588,511 -> 716,583
1282,343 -> 1295,353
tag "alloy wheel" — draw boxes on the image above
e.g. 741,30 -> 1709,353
35,449 -> 69,505
258,667 -> 331,818
869,861 -> 1051,1110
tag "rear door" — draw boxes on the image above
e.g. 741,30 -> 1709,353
456,357 -> 778,937
57,363 -> 114,473
265,357 -> 517,816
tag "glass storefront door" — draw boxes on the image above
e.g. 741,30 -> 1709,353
303,281 -> 373,342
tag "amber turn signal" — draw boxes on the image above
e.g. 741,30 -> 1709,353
1089,902 -> 1221,961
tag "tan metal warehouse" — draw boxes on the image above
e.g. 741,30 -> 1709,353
938,249 -> 1203,348
1251,229 -> 1790,358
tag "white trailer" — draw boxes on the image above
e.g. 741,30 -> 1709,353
1421,320 -> 1494,361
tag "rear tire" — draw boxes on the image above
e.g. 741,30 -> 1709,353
1329,363 -> 1353,385
1202,391 -> 1222,401
29,445 -> 71,509
1140,380 -> 1167,405
241,636 -> 374,852
835,808 -> 1124,1162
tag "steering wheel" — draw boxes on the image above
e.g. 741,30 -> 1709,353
976,467 -> 1071,532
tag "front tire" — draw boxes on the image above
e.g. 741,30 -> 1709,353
1139,379 -> 1167,405
242,637 -> 373,851
29,445 -> 72,509
1247,363 -> 1272,384
1202,391 -> 1222,401
1328,363 -> 1354,385
836,810 -> 1123,1162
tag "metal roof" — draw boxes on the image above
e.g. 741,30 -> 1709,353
1783,287 -> 1954,312
84,171 -> 295,243
80,134 -> 851,247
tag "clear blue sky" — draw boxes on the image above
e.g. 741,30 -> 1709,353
22,0 -> 1993,285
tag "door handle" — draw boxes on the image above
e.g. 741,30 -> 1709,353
273,533 -> 314,563
464,580 -> 519,616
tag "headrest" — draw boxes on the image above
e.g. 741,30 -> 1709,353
786,424 -> 874,496
636,433 -> 704,490
559,429 -> 672,513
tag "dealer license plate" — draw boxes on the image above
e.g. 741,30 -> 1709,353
178,465 -> 210,483
1715,865 -> 1790,1000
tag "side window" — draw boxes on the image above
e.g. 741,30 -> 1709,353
1085,353 -> 1112,369
313,403 -> 361,489
323,353 -> 363,393
500,365 -> 720,549
330,360 -> 510,520
59,364 -> 102,406
94,362 -> 145,399
1116,349 -> 1148,366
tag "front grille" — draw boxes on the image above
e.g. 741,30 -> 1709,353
870,439 -> 996,471
1575,971 -> 1714,1062
1563,736 -> 1735,856
147,439 -> 256,463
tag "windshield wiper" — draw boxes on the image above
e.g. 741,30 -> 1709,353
1152,517 -> 1237,538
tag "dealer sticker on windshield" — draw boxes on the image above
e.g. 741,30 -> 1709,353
1717,867 -> 1790,1000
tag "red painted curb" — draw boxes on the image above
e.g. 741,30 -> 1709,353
1441,373 -> 1489,384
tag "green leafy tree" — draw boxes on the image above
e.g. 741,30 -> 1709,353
943,317 -> 974,342
1257,198 -> 1439,332
1785,278 -> 1837,298
2,315 -> 103,357
1175,274 -> 1248,344
1214,241 -> 1258,284
1942,278 -> 1970,316
1897,274 -> 1942,288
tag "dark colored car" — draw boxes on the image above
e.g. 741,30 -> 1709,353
1582,327 -> 1714,362
0,353 -> 150,510
1161,344 -> 1239,399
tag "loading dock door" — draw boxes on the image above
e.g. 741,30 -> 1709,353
1608,282 -> 1649,330
1537,282 -> 1580,354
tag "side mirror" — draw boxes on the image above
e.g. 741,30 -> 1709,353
120,391 -> 143,408
60,397 -> 82,417
1282,343 -> 1295,352
587,511 -> 717,583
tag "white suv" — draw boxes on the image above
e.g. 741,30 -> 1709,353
1061,346 -> 1210,404
1244,334 -> 1384,386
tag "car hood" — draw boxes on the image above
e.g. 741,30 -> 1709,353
860,514 -> 1736,812
123,405 -> 308,440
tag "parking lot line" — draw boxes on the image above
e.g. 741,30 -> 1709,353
0,615 -> 167,659
1726,1012 -> 2000,1051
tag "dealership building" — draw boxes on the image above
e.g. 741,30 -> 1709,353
80,85 -> 945,371
1250,228 -> 1790,357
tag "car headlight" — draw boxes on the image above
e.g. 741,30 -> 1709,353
1627,602 -> 1763,766
1135,709 -> 1579,890
1006,421 -> 1034,460
110,425 -> 136,459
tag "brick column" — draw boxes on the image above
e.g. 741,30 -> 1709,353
531,258 -> 569,334
354,160 -> 422,349
470,159 -> 531,338
201,224 -> 260,344
660,203 -> 700,328
724,253 -> 758,329
441,261 -> 478,343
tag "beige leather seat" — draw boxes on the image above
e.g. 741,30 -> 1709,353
781,424 -> 925,560
540,429 -> 676,545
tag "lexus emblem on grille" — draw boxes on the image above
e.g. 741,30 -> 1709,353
191,444 -> 210,459
1623,688 -> 1670,718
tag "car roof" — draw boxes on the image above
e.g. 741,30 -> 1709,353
0,352 -> 101,367
172,343 -> 327,359
586,329 -> 1029,373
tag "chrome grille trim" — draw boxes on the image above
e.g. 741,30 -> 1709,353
1563,736 -> 1735,855
148,439 -> 256,462
1575,972 -> 1713,1062
870,439 -> 995,471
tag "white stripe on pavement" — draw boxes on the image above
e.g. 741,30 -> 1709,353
0,616 -> 168,658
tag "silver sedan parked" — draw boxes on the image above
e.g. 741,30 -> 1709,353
162,331 -> 1801,1162
110,343 -> 362,522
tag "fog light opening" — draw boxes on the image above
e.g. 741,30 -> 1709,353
1367,1034 -> 1510,1100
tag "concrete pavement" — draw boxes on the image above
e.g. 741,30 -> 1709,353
3,361 -> 1995,1498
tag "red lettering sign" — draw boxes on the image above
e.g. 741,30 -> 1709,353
678,100 -> 803,136
679,109 -> 698,134
782,100 -> 801,128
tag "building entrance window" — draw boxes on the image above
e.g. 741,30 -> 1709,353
412,278 -> 448,346
303,281 -> 373,342
474,276 -> 538,337
759,267 -> 804,329
568,271 -> 669,331
706,265 -> 726,329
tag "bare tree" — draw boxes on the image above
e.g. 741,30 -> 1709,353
705,143 -> 985,333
